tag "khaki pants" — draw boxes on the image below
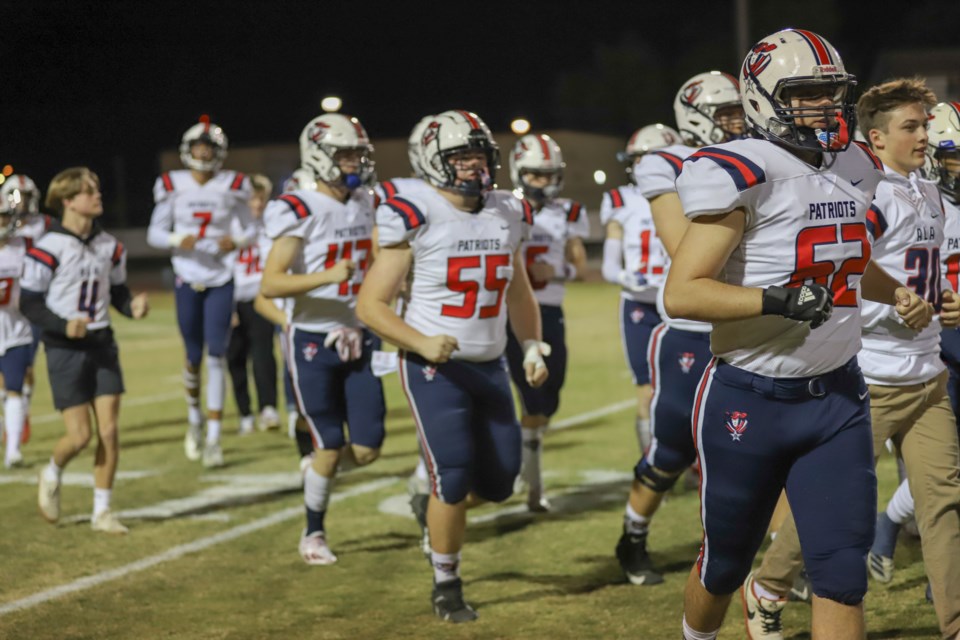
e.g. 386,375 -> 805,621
756,371 -> 960,638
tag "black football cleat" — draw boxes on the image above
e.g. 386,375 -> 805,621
615,530 -> 664,585
432,578 -> 478,623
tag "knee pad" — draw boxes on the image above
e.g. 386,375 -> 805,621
434,467 -> 470,504
808,548 -> 868,605
634,458 -> 682,493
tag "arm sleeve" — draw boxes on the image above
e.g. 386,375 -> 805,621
19,290 -> 67,335
110,284 -> 134,317
602,238 -> 624,284
109,240 -> 127,285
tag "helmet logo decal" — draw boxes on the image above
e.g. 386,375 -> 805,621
308,121 -> 331,143
421,121 -> 440,147
681,81 -> 703,106
513,140 -> 529,162
745,42 -> 777,78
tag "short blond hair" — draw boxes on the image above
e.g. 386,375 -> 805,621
857,77 -> 937,138
250,174 -> 273,197
45,167 -> 100,215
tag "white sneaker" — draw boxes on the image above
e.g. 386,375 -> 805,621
527,494 -> 551,513
184,423 -> 203,461
298,529 -> 337,565
202,442 -> 224,468
238,415 -> 255,436
38,470 -> 61,523
5,450 -> 23,469
258,406 -> 281,431
742,571 -> 786,640
91,509 -> 129,535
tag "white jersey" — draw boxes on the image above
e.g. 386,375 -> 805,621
147,169 -> 254,288
522,197 -> 589,307
263,188 -> 375,333
635,143 -> 710,332
377,188 -> 529,362
859,167 -> 946,385
677,139 -> 885,378
940,196 -> 960,293
373,178 -> 431,206
232,219 -> 266,303
22,223 -> 126,331
0,238 -> 35,354
600,184 -> 666,304
15,213 -> 52,250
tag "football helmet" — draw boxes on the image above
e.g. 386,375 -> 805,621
419,110 -> 500,196
674,72 -> 743,146
509,133 -> 564,202
740,28 -> 857,153
180,120 -> 229,172
0,174 -> 40,216
619,124 -> 682,163
282,167 -> 318,193
408,115 -> 434,179
926,102 -> 960,200
300,113 -> 375,190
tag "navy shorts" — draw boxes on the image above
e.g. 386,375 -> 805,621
45,342 -> 125,410
174,278 -> 235,365
642,325 -> 712,470
692,357 -> 876,602
505,304 -> 567,418
0,344 -> 33,392
287,327 -> 385,451
399,351 -> 521,505
619,298 -> 661,385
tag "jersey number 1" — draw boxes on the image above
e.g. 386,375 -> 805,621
441,254 -> 509,319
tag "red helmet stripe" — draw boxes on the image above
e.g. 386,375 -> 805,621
794,29 -> 833,65
457,110 -> 480,130
950,102 -> 960,117
720,72 -> 740,90
351,119 -> 366,140
537,135 -> 552,161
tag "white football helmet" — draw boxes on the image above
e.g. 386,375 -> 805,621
674,71 -> 743,146
180,120 -> 229,172
0,174 -> 40,216
419,110 -> 500,196
300,113 -> 375,190
926,102 -> 960,200
509,133 -> 564,202
408,115 -> 434,179
740,28 -> 857,153
282,167 -> 318,193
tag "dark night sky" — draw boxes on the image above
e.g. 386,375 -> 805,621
3,0 -> 959,226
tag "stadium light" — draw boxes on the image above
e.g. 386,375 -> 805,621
1,165 -> 13,177
593,170 -> 607,185
510,118 -> 531,135
321,96 -> 343,113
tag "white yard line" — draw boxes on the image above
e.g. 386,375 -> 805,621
30,391 -> 184,425
550,399 -> 634,430
0,476 -> 398,617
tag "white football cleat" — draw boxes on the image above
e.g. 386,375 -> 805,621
202,442 -> 224,468
38,470 -> 61,523
184,424 -> 203,461
299,530 -> 337,565
5,450 -> 24,469
258,406 -> 281,431
238,415 -> 255,436
91,509 -> 129,535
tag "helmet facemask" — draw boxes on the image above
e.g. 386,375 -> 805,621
929,147 -> 960,201
0,211 -> 22,240
757,78 -> 858,153
518,168 -> 563,203
437,133 -> 499,197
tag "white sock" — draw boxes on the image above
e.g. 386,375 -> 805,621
636,417 -> 651,452
682,616 -> 719,640
205,419 -> 221,445
886,479 -> 915,524
752,579 -> 784,602
43,458 -> 62,483
21,382 -> 32,412
304,466 -> 332,512
624,502 -> 650,535
4,395 -> 24,461
205,356 -> 226,422
521,426 -> 545,495
415,457 -> 429,483
93,488 -> 112,517
188,405 -> 202,428
431,551 -> 461,584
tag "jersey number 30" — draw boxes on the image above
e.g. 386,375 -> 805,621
442,254 -> 510,319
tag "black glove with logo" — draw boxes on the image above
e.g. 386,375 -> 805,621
762,284 -> 833,329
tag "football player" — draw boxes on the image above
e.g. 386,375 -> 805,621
505,133 -> 588,511
601,124 -> 678,454
23,167 -> 148,533
146,118 -> 255,467
260,113 -> 385,566
357,110 -> 548,623
614,72 -> 745,588
666,31 -> 936,640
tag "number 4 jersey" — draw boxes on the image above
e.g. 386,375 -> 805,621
376,188 -> 530,362
859,167 -> 946,385
263,188 -> 375,333
677,138 -> 884,378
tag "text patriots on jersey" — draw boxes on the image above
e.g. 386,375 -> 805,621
334,225 -> 371,239
456,238 -> 502,252
808,201 -> 858,221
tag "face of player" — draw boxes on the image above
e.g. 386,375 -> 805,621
66,178 -> 104,218
521,170 -> 559,189
715,104 -> 746,137
333,148 -> 365,177
873,102 -> 929,174
448,150 -> 489,186
190,141 -> 216,163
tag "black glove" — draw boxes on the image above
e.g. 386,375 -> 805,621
762,284 -> 833,329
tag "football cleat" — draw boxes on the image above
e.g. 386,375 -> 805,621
184,424 -> 203,461
258,406 -> 280,431
527,494 -> 551,513
4,450 -> 24,469
202,442 -> 224,469
787,570 -> 812,604
298,529 -> 338,565
238,415 -> 255,436
868,552 -> 895,583
91,509 -> 129,535
615,529 -> 664,585
742,571 -> 785,640
432,578 -> 478,623
37,470 -> 61,523
409,493 -> 431,557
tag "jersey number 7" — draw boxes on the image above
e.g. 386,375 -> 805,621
442,254 -> 510,319
788,223 -> 870,307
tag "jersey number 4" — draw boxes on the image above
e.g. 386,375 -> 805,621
78,280 -> 99,321
788,223 -> 870,307
442,254 -> 510,319
238,247 -> 261,276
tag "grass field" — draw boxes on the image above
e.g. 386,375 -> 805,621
0,282 -> 940,639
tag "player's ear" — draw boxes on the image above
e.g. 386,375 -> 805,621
868,128 -> 884,150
